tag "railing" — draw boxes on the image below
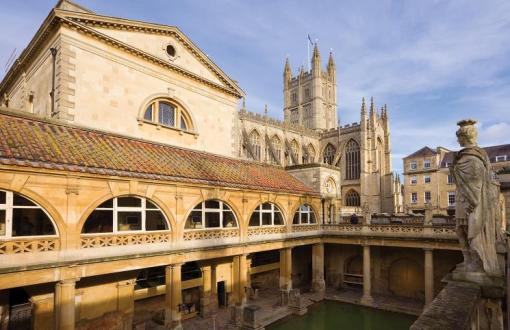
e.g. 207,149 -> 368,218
81,232 -> 171,248
183,228 -> 239,241
248,226 -> 287,236
0,237 -> 59,254
292,224 -> 320,232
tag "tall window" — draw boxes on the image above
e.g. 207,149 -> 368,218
303,144 -> 316,164
291,140 -> 299,165
448,192 -> 456,206
345,190 -> 360,207
447,174 -> 454,185
410,161 -> 417,170
143,98 -> 192,131
345,140 -> 360,180
293,204 -> 317,224
249,202 -> 284,226
271,136 -> 282,164
410,176 -> 417,185
323,143 -> 336,165
250,130 -> 261,161
0,190 -> 56,237
82,196 -> 169,234
185,200 -> 237,229
411,193 -> 418,204
424,191 -> 431,203
424,159 -> 431,169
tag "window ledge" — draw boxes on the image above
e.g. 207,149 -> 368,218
137,119 -> 198,137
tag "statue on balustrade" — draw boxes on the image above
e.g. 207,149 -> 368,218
451,119 -> 504,277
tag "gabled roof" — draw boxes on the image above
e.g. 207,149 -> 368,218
440,144 -> 510,167
1,0 -> 244,98
404,146 -> 437,159
0,110 -> 314,195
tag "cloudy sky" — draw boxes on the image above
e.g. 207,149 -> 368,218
1,0 -> 509,174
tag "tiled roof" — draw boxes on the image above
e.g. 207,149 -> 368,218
0,111 -> 315,195
404,146 -> 437,159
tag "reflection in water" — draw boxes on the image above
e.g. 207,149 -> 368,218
267,301 -> 415,330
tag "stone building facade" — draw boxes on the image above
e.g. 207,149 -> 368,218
0,2 -> 464,330
403,145 -> 510,220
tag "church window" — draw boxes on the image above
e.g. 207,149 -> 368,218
345,190 -> 360,207
303,144 -> 316,164
345,139 -> 360,180
291,93 -> 297,105
271,136 -> 282,164
290,140 -> 299,164
250,130 -> 261,161
305,88 -> 311,99
0,190 -> 57,238
249,202 -> 284,226
323,143 -> 336,165
185,200 -> 238,229
293,204 -> 317,224
143,98 -> 193,132
290,109 -> 299,124
82,196 -> 169,234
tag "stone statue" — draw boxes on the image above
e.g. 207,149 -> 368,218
451,119 -> 504,276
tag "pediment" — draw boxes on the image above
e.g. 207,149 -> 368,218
56,10 -> 243,96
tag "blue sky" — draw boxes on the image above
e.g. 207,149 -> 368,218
1,0 -> 509,174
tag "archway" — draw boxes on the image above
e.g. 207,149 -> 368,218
388,258 -> 424,298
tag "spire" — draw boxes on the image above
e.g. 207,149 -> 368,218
361,97 -> 366,116
312,43 -> 321,77
284,57 -> 291,76
369,96 -> 375,115
327,51 -> 336,81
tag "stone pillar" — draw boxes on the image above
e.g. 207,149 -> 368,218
361,244 -> 373,305
165,264 -> 183,330
279,248 -> 292,291
210,262 -> 218,311
0,290 -> 9,330
424,248 -> 434,306
232,254 -> 248,306
312,244 -> 326,295
54,279 -> 77,330
200,265 -> 212,317
117,279 -> 136,329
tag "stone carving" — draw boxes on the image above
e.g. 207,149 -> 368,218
451,119 -> 504,276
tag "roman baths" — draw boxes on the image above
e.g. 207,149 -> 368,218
0,1 -> 507,329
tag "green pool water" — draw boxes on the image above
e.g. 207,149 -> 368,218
267,301 -> 416,330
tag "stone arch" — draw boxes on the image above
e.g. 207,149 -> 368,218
344,189 -> 361,207
322,143 -> 337,165
181,198 -> 242,233
344,254 -> 363,275
247,200 -> 287,226
0,183 -> 64,239
138,93 -> 197,133
77,193 -> 175,234
388,258 -> 424,298
290,202 -> 319,224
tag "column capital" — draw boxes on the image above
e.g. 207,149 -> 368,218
423,247 -> 434,252
58,278 -> 79,286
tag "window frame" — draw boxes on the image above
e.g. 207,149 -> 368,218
496,155 -> 507,162
0,190 -> 58,239
185,200 -> 238,230
410,160 -> 417,170
249,202 -> 285,227
424,191 -> 431,203
448,192 -> 456,207
81,196 -> 170,235
410,176 -> 417,185
424,159 -> 431,169
142,98 -> 193,133
424,175 -> 431,184
293,204 -> 317,225
447,174 -> 454,185
411,192 -> 418,204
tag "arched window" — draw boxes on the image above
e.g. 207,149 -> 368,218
143,98 -> 193,131
0,190 -> 56,237
303,144 -> 316,164
249,130 -> 261,161
345,140 -> 360,180
323,143 -> 336,165
290,140 -> 299,165
292,204 -> 317,224
82,196 -> 169,234
249,202 -> 284,226
185,200 -> 237,229
345,190 -> 361,207
271,136 -> 282,164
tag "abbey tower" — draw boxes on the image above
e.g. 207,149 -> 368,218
283,44 -> 337,131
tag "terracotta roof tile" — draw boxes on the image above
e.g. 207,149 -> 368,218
0,112 -> 315,195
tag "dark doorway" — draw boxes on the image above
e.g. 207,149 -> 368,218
8,288 -> 31,330
217,281 -> 226,307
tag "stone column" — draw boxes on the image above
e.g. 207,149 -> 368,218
424,248 -> 434,306
232,254 -> 248,306
210,262 -> 218,311
54,279 -> 77,330
200,265 -> 212,317
165,264 -> 183,330
361,244 -> 373,305
312,244 -> 326,295
279,248 -> 292,291
117,279 -> 136,329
